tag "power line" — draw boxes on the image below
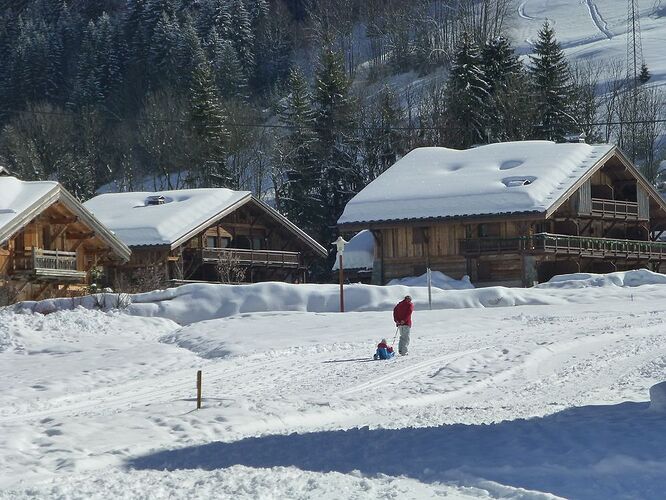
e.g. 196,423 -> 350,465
4,106 -> 666,132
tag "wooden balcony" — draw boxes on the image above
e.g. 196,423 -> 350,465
590,198 -> 643,220
461,233 -> 666,260
14,249 -> 86,282
197,247 -> 301,268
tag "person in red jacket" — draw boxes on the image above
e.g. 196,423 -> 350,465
393,295 -> 414,355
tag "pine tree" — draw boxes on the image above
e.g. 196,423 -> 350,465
482,36 -> 525,142
313,47 -> 360,263
363,86 -> 404,181
177,14 -> 208,91
639,63 -> 651,85
445,33 -> 490,148
188,61 -> 229,187
529,21 -> 574,142
229,0 -> 255,78
148,10 -> 181,89
276,67 -> 319,235
210,35 -> 247,100
73,20 -> 103,107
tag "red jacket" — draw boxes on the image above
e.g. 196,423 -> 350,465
377,341 -> 394,352
393,299 -> 414,327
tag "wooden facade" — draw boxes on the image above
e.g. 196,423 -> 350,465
0,183 -> 131,303
340,147 -> 666,287
105,197 -> 327,287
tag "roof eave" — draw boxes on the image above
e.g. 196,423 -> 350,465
338,210 -> 546,231
0,184 -> 60,247
58,189 -> 132,262
169,193 -> 254,250
544,145 -> 616,219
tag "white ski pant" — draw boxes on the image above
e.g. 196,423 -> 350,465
398,325 -> 411,355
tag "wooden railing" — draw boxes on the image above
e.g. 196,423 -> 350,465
33,249 -> 78,270
12,248 -> 85,282
461,233 -> 666,260
534,233 -> 666,259
14,249 -> 78,271
198,247 -> 301,267
590,198 -> 641,219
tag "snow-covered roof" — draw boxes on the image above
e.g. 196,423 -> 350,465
84,189 -> 252,248
84,189 -> 328,256
0,177 -> 131,260
0,177 -> 59,242
338,141 -> 614,226
332,230 -> 375,271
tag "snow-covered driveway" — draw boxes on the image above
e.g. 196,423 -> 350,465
2,278 -> 666,498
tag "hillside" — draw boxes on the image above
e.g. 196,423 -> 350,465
512,0 -> 666,88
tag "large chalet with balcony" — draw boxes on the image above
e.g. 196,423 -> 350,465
84,189 -> 327,288
337,141 -> 666,287
0,176 -> 131,303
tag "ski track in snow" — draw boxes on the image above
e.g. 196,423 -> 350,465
337,347 -> 486,396
518,0 -> 538,21
584,0 -> 613,39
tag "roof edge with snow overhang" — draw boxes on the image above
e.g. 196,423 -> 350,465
337,141 -> 616,231
0,179 -> 131,261
169,193 -> 254,250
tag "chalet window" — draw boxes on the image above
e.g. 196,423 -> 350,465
206,236 -> 217,248
412,227 -> 428,244
477,223 -> 499,238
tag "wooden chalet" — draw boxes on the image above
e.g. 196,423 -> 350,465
337,141 -> 666,287
84,188 -> 327,286
0,177 -> 131,303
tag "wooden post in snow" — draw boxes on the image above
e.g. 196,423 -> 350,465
196,370 -> 202,410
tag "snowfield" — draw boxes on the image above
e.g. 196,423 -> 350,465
512,0 -> 666,90
2,270 -> 666,498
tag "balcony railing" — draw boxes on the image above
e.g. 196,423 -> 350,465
13,249 -> 86,281
197,247 -> 301,268
461,233 -> 666,260
590,198 -> 642,219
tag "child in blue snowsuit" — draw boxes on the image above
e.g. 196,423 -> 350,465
373,338 -> 395,360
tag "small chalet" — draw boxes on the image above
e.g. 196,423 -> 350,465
337,141 -> 666,287
0,177 -> 131,302
84,188 -> 327,286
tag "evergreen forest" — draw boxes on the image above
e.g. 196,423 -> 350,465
0,0 -> 663,273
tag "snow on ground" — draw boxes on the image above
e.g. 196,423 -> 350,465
511,0 -> 666,90
3,270 -> 666,498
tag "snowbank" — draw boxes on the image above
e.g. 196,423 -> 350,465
388,270 -> 474,290
537,269 -> 666,289
10,269 -> 666,326
649,382 -> 666,412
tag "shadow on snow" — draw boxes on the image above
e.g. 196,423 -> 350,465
127,400 -> 666,499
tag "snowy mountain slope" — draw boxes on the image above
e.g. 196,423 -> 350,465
2,273 -> 666,498
511,0 -> 666,88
